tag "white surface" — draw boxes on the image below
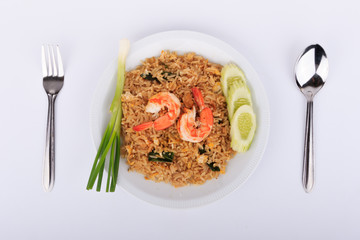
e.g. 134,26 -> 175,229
90,31 -> 270,208
0,0 -> 359,239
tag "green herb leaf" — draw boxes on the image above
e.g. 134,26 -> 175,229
161,71 -> 176,80
140,73 -> 161,83
207,162 -> 220,171
162,151 -> 174,161
199,144 -> 206,155
141,71 -> 175,82
148,150 -> 174,163
162,71 -> 175,76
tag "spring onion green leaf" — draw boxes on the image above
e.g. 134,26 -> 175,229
86,39 -> 130,192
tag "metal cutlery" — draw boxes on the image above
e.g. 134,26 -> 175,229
41,45 -> 64,192
295,44 -> 328,193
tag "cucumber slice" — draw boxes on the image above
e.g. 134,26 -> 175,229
227,81 -> 252,121
230,105 -> 256,153
220,63 -> 247,98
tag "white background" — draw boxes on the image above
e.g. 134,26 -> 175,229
0,0 -> 359,239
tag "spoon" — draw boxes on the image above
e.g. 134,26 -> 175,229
295,44 -> 329,193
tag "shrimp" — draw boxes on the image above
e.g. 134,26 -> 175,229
133,92 -> 181,131
177,87 -> 214,143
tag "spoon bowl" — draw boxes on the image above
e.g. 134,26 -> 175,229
295,44 -> 328,192
296,44 -> 328,99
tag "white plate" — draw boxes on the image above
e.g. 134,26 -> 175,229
90,30 -> 270,208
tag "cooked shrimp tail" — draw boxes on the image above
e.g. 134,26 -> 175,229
154,115 -> 174,130
132,121 -> 153,131
192,87 -> 205,111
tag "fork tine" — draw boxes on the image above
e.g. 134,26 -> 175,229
50,45 -> 57,77
41,45 -> 47,77
56,45 -> 64,77
46,45 -> 53,76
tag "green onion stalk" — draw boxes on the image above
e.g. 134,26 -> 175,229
86,39 -> 130,192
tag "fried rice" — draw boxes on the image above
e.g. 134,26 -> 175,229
121,51 -> 235,187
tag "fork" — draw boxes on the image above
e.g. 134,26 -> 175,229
41,45 -> 64,192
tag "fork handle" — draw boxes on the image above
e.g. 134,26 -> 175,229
43,94 -> 57,192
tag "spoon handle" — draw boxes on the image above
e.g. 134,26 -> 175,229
302,100 -> 314,192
